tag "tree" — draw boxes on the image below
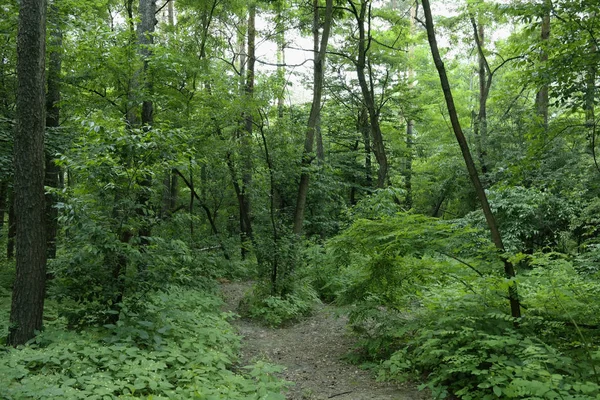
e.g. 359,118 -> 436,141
293,0 -> 334,234
347,0 -> 389,188
7,0 -> 48,346
535,0 -> 550,131
421,0 -> 521,319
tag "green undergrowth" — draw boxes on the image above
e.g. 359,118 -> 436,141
0,284 -> 288,399
306,212 -> 600,399
239,280 -> 319,327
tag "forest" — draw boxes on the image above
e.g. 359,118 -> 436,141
1,0 -> 600,398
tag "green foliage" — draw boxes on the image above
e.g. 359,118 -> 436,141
48,213 -> 218,327
0,287 -> 288,399
464,186 -> 575,253
380,318 -> 599,400
239,280 -> 319,327
327,212 -> 496,307
346,187 -> 406,220
319,212 -> 600,399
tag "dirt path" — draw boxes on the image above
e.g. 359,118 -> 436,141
221,282 -> 428,400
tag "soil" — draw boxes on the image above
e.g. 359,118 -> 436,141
220,282 -> 429,400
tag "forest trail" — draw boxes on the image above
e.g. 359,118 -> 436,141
220,282 -> 428,400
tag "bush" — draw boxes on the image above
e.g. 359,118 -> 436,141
319,212 -> 600,399
380,315 -> 599,400
0,287 -> 289,399
239,280 -> 319,327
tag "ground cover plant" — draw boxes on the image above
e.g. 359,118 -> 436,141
0,279 -> 288,400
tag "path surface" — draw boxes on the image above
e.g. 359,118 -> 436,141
221,282 -> 428,400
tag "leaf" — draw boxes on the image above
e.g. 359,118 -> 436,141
493,385 -> 502,396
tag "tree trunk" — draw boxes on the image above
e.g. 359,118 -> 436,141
404,3 -> 416,208
292,0 -> 334,234
237,4 -> 256,258
138,0 -> 155,129
167,0 -> 174,26
312,10 -> 325,164
474,20 -> 489,176
351,0 -> 388,188
421,0 -> 521,320
358,106 -> 373,189
8,0 -> 48,346
125,0 -> 140,128
316,114 -> 325,163
136,0 -> 156,244
275,0 -> 286,119
45,2 -> 62,260
535,0 -> 550,131
585,43 -> 596,126
405,119 -> 414,208
161,0 -> 177,219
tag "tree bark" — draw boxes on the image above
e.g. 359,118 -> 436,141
8,0 -> 48,346
292,0 -> 334,234
473,19 -> 488,176
421,0 -> 521,319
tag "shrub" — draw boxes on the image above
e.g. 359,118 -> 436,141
239,280 -> 319,327
0,287 -> 289,399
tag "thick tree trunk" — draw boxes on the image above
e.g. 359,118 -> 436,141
8,0 -> 48,346
45,3 -> 62,259
422,0 -> 521,319
292,0 -> 334,234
